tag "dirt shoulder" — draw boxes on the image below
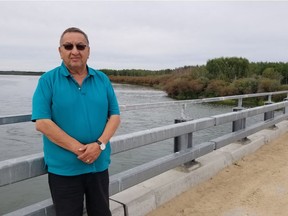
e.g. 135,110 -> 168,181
147,132 -> 288,216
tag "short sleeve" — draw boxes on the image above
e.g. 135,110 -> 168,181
31,77 -> 53,122
106,78 -> 120,116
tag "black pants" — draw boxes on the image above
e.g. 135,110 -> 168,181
48,170 -> 111,216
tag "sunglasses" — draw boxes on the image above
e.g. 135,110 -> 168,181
62,43 -> 87,51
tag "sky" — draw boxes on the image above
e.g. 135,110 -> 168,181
0,1 -> 288,72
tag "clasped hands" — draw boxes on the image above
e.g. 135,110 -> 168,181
76,142 -> 101,164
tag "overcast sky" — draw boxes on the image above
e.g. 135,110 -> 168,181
0,1 -> 287,72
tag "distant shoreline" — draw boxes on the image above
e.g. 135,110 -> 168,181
0,71 -> 44,76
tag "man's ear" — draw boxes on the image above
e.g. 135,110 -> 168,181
58,47 -> 63,59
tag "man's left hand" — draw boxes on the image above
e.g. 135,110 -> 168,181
77,143 -> 101,164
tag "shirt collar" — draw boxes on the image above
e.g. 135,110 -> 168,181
59,61 -> 96,77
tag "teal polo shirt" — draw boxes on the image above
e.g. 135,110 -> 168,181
32,62 -> 120,176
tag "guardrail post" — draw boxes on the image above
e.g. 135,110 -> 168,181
264,95 -> 274,121
174,119 -> 192,152
173,118 -> 195,169
174,104 -> 195,168
174,104 -> 193,151
232,98 -> 246,132
284,94 -> 288,114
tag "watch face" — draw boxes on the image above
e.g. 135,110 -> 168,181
100,144 -> 106,150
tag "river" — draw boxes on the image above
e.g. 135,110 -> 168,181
0,75 -> 234,214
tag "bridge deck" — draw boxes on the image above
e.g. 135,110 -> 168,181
147,126 -> 288,216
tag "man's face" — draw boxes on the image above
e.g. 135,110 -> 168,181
59,32 -> 90,72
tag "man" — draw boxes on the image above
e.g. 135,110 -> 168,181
32,27 -> 120,216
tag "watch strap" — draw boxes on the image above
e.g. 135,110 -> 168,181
96,139 -> 106,150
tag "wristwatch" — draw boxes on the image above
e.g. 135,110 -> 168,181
96,139 -> 106,150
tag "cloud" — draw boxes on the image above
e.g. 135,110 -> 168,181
0,1 -> 288,71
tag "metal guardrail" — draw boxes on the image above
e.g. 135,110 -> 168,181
1,91 -> 288,125
1,91 -> 288,215
119,90 -> 288,111
0,114 -> 31,125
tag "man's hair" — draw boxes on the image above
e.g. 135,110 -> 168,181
60,27 -> 89,45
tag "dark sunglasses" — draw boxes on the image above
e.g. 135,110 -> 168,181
62,44 -> 87,51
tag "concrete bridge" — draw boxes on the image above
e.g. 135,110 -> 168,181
1,91 -> 288,216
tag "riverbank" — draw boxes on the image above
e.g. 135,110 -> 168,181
2,70 -> 286,105
0,71 -> 44,76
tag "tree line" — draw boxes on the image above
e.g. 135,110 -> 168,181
103,57 -> 288,104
